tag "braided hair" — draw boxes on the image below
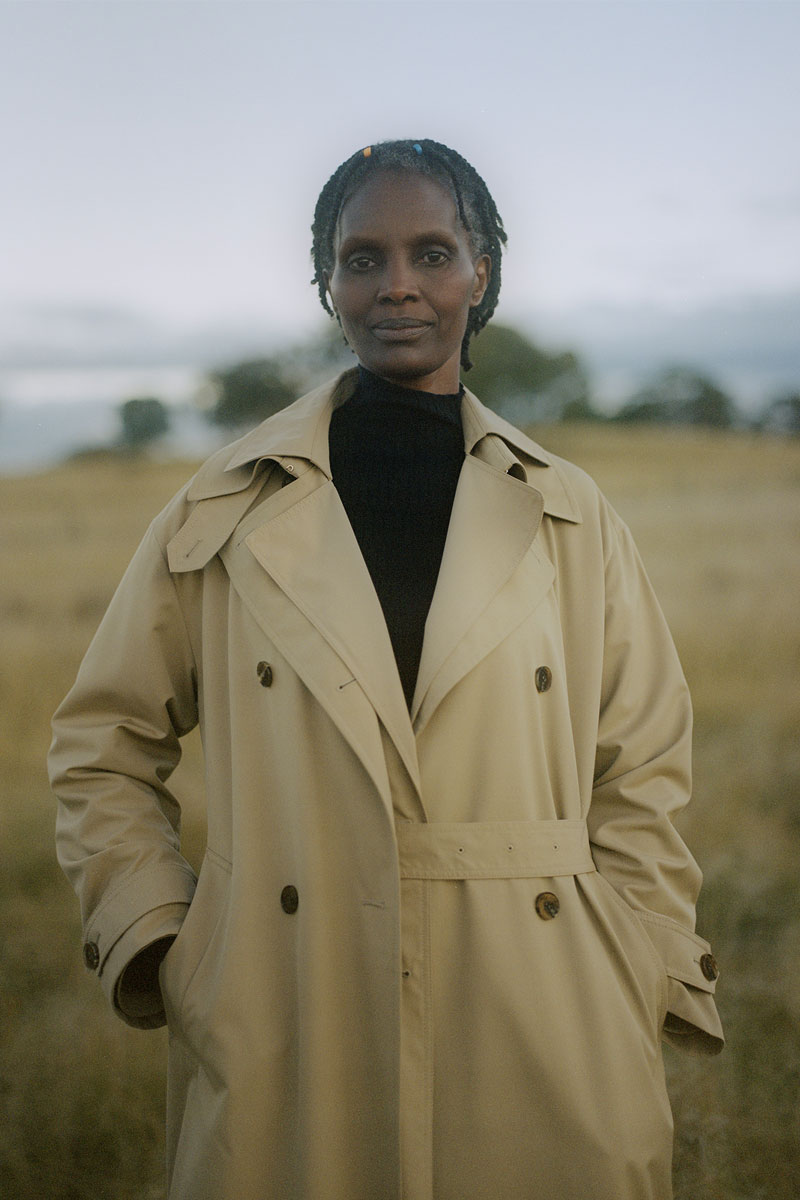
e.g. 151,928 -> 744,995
311,139 -> 507,370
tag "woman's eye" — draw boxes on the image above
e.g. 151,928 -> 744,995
347,256 -> 375,272
421,250 -> 448,265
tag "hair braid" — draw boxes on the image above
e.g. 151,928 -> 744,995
310,139 -> 507,370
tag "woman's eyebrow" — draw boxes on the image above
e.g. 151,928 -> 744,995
410,230 -> 460,248
337,235 -> 383,256
338,229 -> 459,256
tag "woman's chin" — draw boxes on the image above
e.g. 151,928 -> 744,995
357,346 -> 460,393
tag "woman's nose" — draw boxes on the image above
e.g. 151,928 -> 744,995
376,259 -> 419,303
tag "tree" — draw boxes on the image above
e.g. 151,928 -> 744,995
614,367 -> 736,428
119,396 -> 169,447
465,323 -> 594,423
756,392 -> 800,435
206,359 -> 297,429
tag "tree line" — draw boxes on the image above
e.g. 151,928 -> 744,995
118,321 -> 800,447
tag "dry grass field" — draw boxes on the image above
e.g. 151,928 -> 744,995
1,425 -> 799,1198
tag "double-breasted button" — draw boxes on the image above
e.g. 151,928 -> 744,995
280,885 -> 299,914
83,941 -> 100,970
700,952 -> 719,982
535,891 -> 560,920
256,661 -> 273,688
535,666 -> 552,693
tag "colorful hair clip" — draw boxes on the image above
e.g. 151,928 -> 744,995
362,146 -> 372,158
412,143 -> 423,154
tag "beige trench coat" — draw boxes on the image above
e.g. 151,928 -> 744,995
50,369 -> 723,1200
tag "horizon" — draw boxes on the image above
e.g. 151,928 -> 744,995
2,288 -> 799,415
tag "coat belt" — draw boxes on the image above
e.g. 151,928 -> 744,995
396,819 -> 596,880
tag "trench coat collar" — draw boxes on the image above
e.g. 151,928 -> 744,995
189,369 -> 583,526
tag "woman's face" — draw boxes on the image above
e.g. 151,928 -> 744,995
326,170 -> 490,393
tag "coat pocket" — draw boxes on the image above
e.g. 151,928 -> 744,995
579,871 -> 669,1035
159,847 -> 232,1034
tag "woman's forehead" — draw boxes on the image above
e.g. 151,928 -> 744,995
335,169 -> 464,245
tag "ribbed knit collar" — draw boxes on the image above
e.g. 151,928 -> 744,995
351,365 -> 463,429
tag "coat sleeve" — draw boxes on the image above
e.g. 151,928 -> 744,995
587,507 -> 724,1056
49,518 -> 199,1029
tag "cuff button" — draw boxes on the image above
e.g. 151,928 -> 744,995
700,952 -> 719,981
83,941 -> 100,970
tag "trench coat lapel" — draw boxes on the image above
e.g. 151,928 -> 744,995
237,470 -> 422,796
410,386 -> 582,732
411,453 -> 552,731
197,369 -> 417,803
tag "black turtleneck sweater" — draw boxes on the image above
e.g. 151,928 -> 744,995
329,366 -> 464,707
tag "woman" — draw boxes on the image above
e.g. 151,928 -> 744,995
49,139 -> 723,1200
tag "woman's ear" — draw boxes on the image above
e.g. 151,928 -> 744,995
322,270 -> 337,315
470,254 -> 491,308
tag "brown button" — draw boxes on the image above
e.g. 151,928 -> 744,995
700,952 -> 719,982
280,885 -> 299,914
535,892 -> 560,920
535,666 -> 552,693
256,661 -> 273,688
83,941 -> 100,970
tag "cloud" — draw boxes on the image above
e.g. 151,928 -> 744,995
0,302 -> 282,369
745,193 -> 800,220
526,291 -> 800,367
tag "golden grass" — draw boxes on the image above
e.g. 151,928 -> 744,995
1,428 -> 798,1197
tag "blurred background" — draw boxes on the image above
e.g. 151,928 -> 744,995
1,1 -> 798,1197
2,0 -> 800,464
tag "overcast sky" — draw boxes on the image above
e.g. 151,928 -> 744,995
2,0 -> 799,368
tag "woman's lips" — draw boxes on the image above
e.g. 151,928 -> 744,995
370,319 -> 432,342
